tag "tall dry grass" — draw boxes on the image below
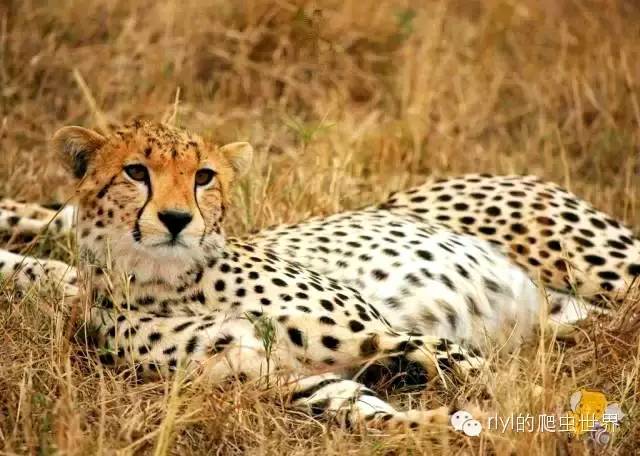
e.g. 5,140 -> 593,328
1,0 -> 640,454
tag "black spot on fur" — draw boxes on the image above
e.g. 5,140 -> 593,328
416,250 -> 433,261
561,212 -> 579,222
212,335 -> 234,353
99,352 -> 115,365
320,299 -> 334,311
608,240 -> 627,250
598,271 -> 620,281
185,336 -> 199,354
584,255 -> 606,266
372,269 -> 388,280
360,335 -> 379,357
349,320 -> 365,332
322,335 -> 341,350
287,327 -> 305,347
319,316 -> 336,325
547,240 -> 562,251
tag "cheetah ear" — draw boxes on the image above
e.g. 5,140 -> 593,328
220,142 -> 253,178
52,126 -> 106,179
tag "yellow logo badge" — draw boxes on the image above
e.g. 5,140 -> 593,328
566,389 -> 624,444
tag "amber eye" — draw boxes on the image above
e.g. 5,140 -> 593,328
124,164 -> 149,182
195,169 -> 216,186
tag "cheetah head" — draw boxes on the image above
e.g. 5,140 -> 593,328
53,120 -> 252,282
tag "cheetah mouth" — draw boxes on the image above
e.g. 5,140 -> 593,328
151,238 -> 189,248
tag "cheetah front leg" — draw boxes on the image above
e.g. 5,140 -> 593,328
0,199 -> 75,235
351,332 -> 485,392
288,372 -> 450,430
88,308 -> 461,431
0,248 -> 78,296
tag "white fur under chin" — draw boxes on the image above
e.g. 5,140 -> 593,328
82,231 -> 225,285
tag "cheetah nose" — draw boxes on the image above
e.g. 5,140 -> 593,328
158,210 -> 193,237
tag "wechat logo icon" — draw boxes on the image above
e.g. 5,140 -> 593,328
451,410 -> 483,437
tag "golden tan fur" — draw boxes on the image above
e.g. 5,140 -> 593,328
52,120 -> 252,281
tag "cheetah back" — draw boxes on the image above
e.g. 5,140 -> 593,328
382,174 -> 640,300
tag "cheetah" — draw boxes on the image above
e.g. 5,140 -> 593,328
0,120 -> 637,430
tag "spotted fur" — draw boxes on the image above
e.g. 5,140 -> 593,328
0,199 -> 74,235
383,174 -> 640,301
1,121 -> 635,431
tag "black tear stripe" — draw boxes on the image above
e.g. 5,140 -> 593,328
193,184 -> 207,246
97,175 -> 117,199
133,176 -> 153,243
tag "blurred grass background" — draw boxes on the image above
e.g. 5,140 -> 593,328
1,0 -> 640,454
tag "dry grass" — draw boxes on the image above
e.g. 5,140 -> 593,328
1,0 -> 640,454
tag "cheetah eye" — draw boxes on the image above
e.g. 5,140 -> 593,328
195,169 -> 216,187
124,164 -> 149,182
